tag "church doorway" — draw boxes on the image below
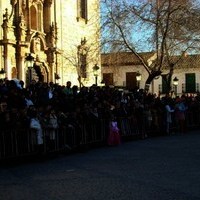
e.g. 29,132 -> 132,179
26,62 -> 48,84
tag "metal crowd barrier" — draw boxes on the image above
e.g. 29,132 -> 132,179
0,111 -> 200,161
0,119 -> 110,161
118,116 -> 142,137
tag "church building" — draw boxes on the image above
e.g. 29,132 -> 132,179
0,0 -> 101,86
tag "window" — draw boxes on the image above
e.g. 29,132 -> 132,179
77,0 -> 87,21
30,6 -> 37,30
30,3 -> 43,31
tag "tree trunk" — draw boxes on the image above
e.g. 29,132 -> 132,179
145,70 -> 162,91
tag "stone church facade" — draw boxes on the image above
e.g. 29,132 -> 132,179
0,0 -> 101,86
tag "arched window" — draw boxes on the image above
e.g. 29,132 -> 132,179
30,3 -> 43,31
30,5 -> 37,30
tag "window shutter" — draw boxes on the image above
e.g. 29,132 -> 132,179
185,73 -> 196,93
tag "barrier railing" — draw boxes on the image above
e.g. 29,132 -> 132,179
0,110 -> 199,161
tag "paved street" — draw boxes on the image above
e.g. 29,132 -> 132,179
0,131 -> 200,200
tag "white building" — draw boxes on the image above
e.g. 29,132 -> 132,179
101,52 -> 200,96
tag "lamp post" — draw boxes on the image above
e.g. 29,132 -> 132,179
93,64 -> 99,85
173,77 -> 179,97
0,68 -> 6,80
136,71 -> 142,88
25,53 -> 35,84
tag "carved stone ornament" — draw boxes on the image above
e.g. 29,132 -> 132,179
33,37 -> 42,53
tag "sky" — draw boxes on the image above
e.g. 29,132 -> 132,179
100,0 -> 200,54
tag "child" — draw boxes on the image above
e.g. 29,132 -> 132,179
107,115 -> 121,146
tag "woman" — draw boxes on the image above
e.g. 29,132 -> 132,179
174,97 -> 187,133
165,98 -> 174,135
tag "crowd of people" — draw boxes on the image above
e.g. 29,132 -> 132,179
0,78 -> 200,147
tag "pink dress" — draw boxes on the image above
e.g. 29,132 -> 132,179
107,121 -> 121,146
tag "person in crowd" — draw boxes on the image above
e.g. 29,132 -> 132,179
36,82 -> 50,106
107,114 -> 121,146
0,79 -> 8,96
165,97 -> 175,135
42,105 -> 59,150
134,99 -> 146,138
174,96 -> 188,133
24,91 -> 34,108
63,81 -> 73,96
1,77 -> 200,158
28,106 -> 44,152
0,100 -> 10,131
143,104 -> 153,132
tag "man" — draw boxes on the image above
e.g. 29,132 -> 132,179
63,81 -> 73,96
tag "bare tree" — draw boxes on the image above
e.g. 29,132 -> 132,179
101,0 -> 200,92
59,32 -> 101,88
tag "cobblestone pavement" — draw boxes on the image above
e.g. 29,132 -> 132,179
0,130 -> 200,200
